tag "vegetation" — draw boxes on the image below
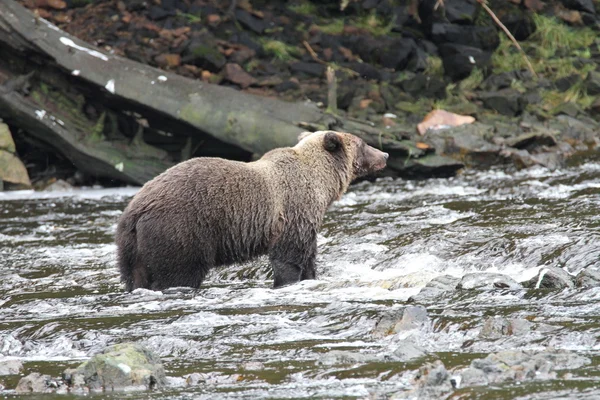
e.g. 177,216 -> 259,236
261,39 -> 301,61
491,15 -> 596,79
288,1 -> 317,16
458,68 -> 484,92
424,56 -> 444,77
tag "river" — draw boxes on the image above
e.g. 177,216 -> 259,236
1,161 -> 599,399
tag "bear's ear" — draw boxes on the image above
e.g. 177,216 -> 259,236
323,131 -> 342,152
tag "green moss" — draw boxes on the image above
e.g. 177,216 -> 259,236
176,11 -> 201,24
424,56 -> 444,77
396,98 -> 433,114
288,1 -> 317,16
491,15 -> 596,80
355,11 -> 393,36
317,19 -> 345,35
261,39 -> 300,61
458,68 -> 484,91
89,112 -> 106,142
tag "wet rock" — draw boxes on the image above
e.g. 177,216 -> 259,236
66,343 -> 166,392
0,150 -> 31,190
531,267 -> 575,289
478,317 -> 532,339
398,155 -> 465,179
224,63 -> 257,88
575,268 -> 600,288
185,372 -> 242,386
500,8 -> 535,40
439,43 -> 491,81
15,372 -> 61,394
182,35 -> 226,72
345,62 -> 380,81
479,89 -> 527,116
508,149 -> 564,171
380,38 -> 418,70
459,349 -> 590,387
318,350 -> 377,366
585,70 -> 600,96
398,73 -> 446,99
391,341 -> 427,361
290,62 -> 325,77
409,275 -> 461,303
457,273 -> 522,291
43,179 -> 74,192
372,306 -> 429,338
411,360 -> 454,399
0,122 -> 16,153
555,74 -> 581,92
506,131 -> 557,151
445,0 -> 478,23
561,0 -> 596,14
235,9 -> 267,34
431,23 -> 499,51
0,359 -> 22,375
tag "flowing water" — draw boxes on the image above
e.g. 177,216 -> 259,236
1,162 -> 600,399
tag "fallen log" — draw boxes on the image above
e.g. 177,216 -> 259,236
0,0 -> 463,185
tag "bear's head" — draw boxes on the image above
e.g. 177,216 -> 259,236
297,130 -> 388,180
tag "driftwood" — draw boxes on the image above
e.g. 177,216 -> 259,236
0,0 -> 462,185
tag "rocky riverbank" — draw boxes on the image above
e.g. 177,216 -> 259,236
1,0 -> 599,189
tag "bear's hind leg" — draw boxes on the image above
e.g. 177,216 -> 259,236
269,236 -> 317,288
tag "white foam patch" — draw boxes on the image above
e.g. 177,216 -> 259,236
0,187 -> 139,201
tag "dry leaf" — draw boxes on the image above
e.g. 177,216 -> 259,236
417,109 -> 475,135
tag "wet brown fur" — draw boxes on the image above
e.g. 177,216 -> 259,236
115,131 -> 388,291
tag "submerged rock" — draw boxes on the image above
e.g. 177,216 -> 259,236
0,359 -> 23,375
65,343 -> 166,392
528,267 -> 575,289
575,268 -> 600,288
409,275 -> 461,303
15,372 -> 63,394
372,306 -> 429,338
478,317 -> 532,339
457,273 -> 522,290
458,349 -> 590,387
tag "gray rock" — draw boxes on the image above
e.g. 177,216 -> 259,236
390,341 -> 427,361
585,70 -> 600,96
457,273 -> 522,290
409,275 -> 461,303
532,267 -> 575,290
458,349 -> 590,387
15,372 -> 61,394
318,350 -> 377,366
479,89 -> 527,116
412,360 -> 454,398
66,343 -> 166,392
478,317 -> 532,339
0,359 -> 23,375
575,268 -> 600,288
506,131 -> 557,151
372,306 -> 429,338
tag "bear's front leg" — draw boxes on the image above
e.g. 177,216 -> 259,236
269,237 -> 317,288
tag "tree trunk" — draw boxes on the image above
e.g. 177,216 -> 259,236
0,0 -> 463,185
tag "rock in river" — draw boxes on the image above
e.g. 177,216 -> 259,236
64,343 -> 166,392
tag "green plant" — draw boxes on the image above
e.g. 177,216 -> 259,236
458,68 -> 484,91
317,19 -> 345,35
289,1 -> 317,16
424,56 -> 444,77
355,11 -> 393,36
176,11 -> 201,24
261,39 -> 300,61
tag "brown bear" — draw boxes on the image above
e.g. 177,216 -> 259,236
115,130 -> 388,291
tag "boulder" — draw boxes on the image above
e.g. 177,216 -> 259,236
575,268 -> 600,288
431,23 -> 499,51
457,273 -> 522,290
0,150 -> 31,189
478,317 -> 532,339
438,43 -> 492,81
372,306 -> 429,338
64,343 -> 166,392
530,267 -> 575,289
585,70 -> 600,96
0,122 -> 16,153
15,373 -> 62,394
0,359 -> 23,375
479,89 -> 527,116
